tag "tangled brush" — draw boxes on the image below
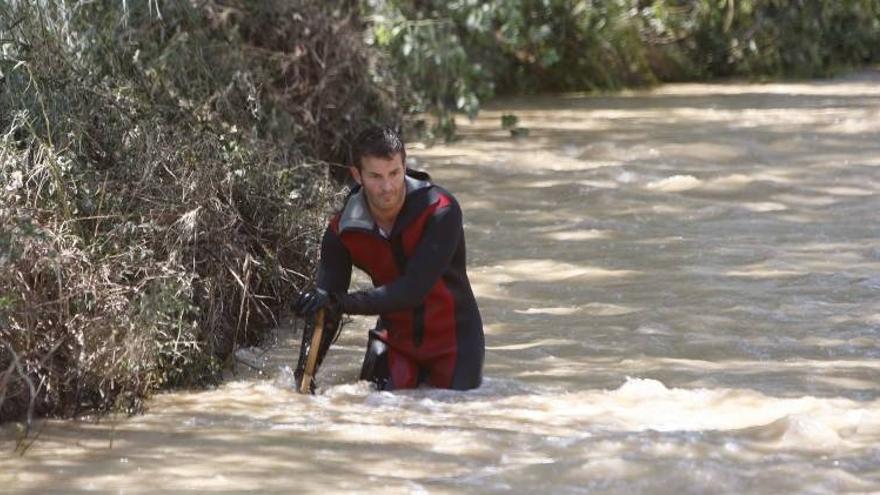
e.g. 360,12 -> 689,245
0,0 -> 397,426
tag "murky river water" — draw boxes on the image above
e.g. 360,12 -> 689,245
3,71 -> 880,494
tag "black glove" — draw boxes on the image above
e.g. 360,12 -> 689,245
293,288 -> 344,394
293,287 -> 340,317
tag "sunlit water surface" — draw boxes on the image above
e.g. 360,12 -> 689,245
3,71 -> 880,494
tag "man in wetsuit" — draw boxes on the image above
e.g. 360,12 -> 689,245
293,126 -> 484,391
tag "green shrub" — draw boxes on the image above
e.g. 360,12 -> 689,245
367,0 -> 880,135
0,0 -> 394,423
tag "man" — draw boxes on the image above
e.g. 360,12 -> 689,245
293,126 -> 484,391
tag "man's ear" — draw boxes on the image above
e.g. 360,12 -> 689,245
349,166 -> 362,185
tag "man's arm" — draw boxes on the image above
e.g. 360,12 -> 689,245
316,223 -> 353,294
293,224 -> 351,391
339,197 -> 462,315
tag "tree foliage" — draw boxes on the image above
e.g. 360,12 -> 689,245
368,0 -> 880,137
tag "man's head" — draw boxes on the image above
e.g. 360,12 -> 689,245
351,126 -> 406,171
350,126 -> 407,221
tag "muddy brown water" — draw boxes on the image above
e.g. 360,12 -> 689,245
3,70 -> 880,494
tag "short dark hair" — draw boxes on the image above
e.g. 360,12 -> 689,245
351,125 -> 406,170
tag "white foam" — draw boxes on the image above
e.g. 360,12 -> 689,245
781,414 -> 843,448
616,170 -> 638,183
646,175 -> 702,192
614,377 -> 671,397
514,306 -> 580,315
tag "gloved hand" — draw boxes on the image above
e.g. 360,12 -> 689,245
292,287 -> 340,317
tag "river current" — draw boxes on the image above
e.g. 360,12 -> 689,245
3,70 -> 880,494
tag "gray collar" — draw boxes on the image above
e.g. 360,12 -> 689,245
338,174 -> 432,232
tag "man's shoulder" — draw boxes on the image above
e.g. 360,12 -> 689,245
331,187 -> 371,234
405,168 -> 459,204
407,180 -> 460,215
427,184 -> 458,209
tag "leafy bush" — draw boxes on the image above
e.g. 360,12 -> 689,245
367,0 -> 880,136
0,0 -> 395,423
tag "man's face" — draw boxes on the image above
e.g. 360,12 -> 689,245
351,153 -> 406,219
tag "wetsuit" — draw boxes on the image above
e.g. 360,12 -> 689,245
316,170 -> 484,390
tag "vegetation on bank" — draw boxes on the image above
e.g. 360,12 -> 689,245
369,0 -> 880,138
2,0 -> 879,427
0,0 -> 395,425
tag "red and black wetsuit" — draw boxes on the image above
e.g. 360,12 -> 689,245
316,170 -> 484,390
